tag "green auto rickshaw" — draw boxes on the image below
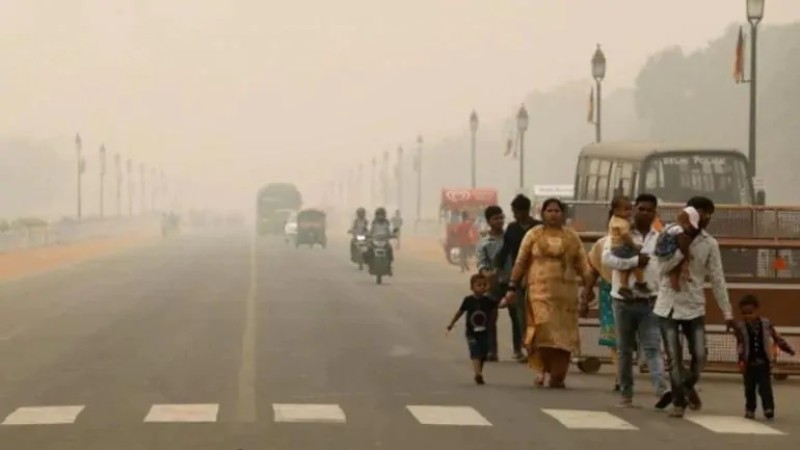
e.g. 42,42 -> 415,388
295,209 -> 327,248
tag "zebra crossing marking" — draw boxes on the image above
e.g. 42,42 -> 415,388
2,406 -> 85,426
686,415 -> 786,435
406,405 -> 491,426
143,404 -> 219,423
542,409 -> 638,430
272,403 -> 347,424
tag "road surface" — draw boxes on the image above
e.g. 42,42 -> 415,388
0,229 -> 797,449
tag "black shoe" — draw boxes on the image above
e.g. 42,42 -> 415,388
474,375 -> 485,385
613,383 -> 620,392
655,391 -> 673,410
745,410 -> 756,419
687,388 -> 702,411
486,354 -> 499,362
765,409 -> 775,420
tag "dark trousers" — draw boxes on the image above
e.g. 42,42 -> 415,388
487,307 -> 522,357
744,363 -> 774,412
659,316 -> 706,408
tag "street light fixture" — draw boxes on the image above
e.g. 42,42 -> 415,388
516,104 -> 529,190
469,110 -> 479,188
747,0 -> 765,23
591,44 -> 607,143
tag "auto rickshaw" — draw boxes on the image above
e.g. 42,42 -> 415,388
295,209 -> 327,249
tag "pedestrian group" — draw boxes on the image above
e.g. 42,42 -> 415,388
447,193 -> 794,420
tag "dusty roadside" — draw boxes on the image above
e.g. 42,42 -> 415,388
0,234 -> 156,282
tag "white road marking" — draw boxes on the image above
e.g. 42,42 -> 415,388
2,406 -> 85,425
406,405 -> 491,426
273,404 -> 347,424
144,404 -> 219,423
235,236 -> 258,422
542,409 -> 638,430
686,415 -> 786,435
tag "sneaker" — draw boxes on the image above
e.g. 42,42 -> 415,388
655,391 -> 673,410
745,410 -> 756,419
687,388 -> 703,411
618,287 -> 634,300
486,354 -> 499,362
764,409 -> 774,420
634,282 -> 652,295
513,351 -> 526,362
618,397 -> 634,408
474,374 -> 485,385
668,406 -> 685,418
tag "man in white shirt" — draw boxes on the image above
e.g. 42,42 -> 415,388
602,193 -> 670,408
655,196 -> 733,419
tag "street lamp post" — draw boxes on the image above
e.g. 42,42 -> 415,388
415,135 -> 423,225
99,144 -> 106,218
357,162 -> 363,207
126,159 -> 133,215
383,150 -> 390,206
746,0 -> 765,178
114,154 -> 121,216
591,44 -> 607,143
75,134 -> 83,220
371,157 -> 376,207
396,146 -> 403,212
469,110 -> 479,188
516,105 -> 529,190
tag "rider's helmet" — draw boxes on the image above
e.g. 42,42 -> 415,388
356,207 -> 366,218
375,207 -> 387,219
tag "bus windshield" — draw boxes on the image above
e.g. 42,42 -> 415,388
642,152 -> 752,205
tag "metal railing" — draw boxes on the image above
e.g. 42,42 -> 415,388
567,201 -> 800,240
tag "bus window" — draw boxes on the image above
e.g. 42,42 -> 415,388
584,158 -> 600,200
609,162 -> 634,199
596,160 -> 611,200
641,153 -> 752,205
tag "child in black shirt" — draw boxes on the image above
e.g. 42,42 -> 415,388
446,273 -> 510,385
733,295 -> 795,420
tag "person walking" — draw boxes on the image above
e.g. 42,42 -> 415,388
602,193 -> 671,408
584,234 -> 619,391
504,198 -> 592,388
655,196 -> 733,418
494,194 -> 541,363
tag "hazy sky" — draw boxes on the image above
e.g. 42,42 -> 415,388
1,0 -> 799,210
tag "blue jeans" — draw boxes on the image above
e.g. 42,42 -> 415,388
659,316 -> 706,408
613,299 -> 667,398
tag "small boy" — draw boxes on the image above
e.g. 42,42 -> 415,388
608,196 -> 650,299
733,295 -> 796,420
446,273 -> 510,384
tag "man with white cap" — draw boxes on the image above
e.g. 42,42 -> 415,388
655,196 -> 734,419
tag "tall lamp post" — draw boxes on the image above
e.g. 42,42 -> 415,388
75,134 -> 84,220
469,110 -> 478,188
370,156 -> 377,207
99,144 -> 106,217
382,150 -> 390,206
591,44 -> 607,143
516,105 -> 529,190
415,135 -> 423,225
746,0 -> 764,179
114,153 -> 122,216
396,146 -> 403,212
126,159 -> 133,216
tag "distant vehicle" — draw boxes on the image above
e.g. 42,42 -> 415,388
294,208 -> 326,249
257,183 -> 302,235
283,211 -> 298,243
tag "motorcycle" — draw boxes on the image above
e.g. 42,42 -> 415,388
368,237 -> 392,284
351,233 -> 369,270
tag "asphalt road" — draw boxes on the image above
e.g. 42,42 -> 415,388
0,229 -> 798,450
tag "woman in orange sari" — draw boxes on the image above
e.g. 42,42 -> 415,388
504,198 -> 592,388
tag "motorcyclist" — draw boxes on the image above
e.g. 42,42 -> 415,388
368,207 -> 395,274
349,207 -> 370,260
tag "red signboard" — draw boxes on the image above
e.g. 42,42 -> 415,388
440,188 -> 498,210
